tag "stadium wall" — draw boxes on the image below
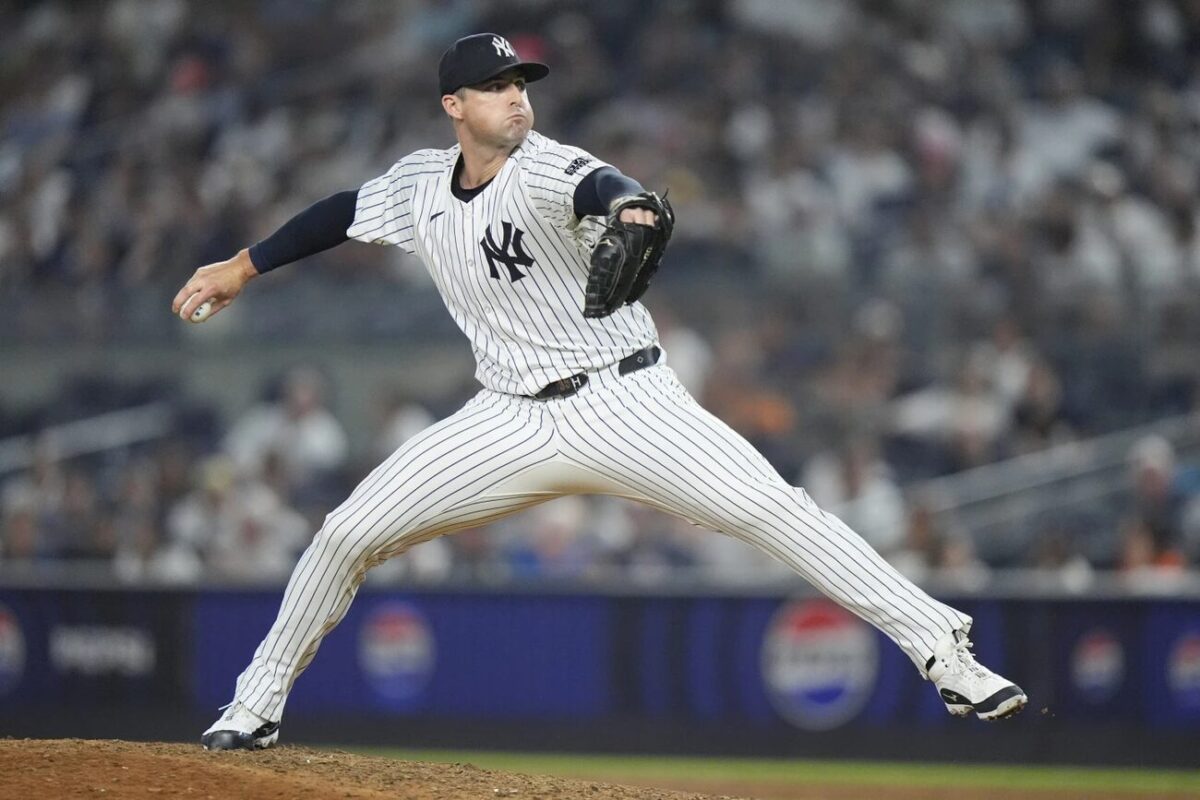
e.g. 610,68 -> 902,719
0,584 -> 1194,767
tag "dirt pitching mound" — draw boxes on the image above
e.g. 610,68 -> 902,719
0,739 -> 747,800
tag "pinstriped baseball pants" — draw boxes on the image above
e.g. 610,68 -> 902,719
234,363 -> 971,721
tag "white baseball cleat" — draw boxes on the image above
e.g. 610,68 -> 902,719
201,701 -> 280,751
926,629 -> 1027,721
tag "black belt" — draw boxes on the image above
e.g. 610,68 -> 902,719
533,346 -> 661,400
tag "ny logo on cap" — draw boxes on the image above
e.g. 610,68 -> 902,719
491,36 -> 515,58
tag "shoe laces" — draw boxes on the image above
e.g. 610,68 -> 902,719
217,701 -> 255,725
949,635 -> 990,679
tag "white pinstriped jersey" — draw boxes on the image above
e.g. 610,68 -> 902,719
347,130 -> 659,396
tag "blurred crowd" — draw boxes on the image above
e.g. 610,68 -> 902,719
3,360 -> 1198,588
3,0 -> 1200,586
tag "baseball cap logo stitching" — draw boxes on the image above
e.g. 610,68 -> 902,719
491,36 -> 515,58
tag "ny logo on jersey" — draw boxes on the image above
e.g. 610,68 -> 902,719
480,222 -> 534,281
491,36 -> 515,58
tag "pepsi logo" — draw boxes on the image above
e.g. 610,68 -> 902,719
1070,628 -> 1124,703
761,599 -> 879,730
1167,631 -> 1200,710
358,602 -> 435,704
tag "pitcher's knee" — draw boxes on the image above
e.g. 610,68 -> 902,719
313,509 -> 384,563
316,498 -> 432,565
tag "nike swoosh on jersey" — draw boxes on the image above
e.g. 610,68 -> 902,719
430,211 -> 445,221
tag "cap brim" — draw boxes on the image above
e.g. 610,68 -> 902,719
461,61 -> 549,91
514,62 -> 550,83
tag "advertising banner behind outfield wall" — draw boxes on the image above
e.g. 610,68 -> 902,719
0,591 -> 189,709
0,587 -> 1197,762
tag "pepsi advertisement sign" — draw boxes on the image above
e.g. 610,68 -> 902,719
1070,628 -> 1125,704
1166,630 -> 1200,712
761,599 -> 879,730
357,602 -> 436,707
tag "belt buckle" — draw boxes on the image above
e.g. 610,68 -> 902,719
537,347 -> 658,399
536,372 -> 587,400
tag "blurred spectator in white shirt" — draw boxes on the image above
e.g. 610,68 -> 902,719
374,390 -> 436,462
162,454 -> 307,582
1017,58 -> 1120,197
653,305 -> 713,399
891,349 -> 1010,471
207,481 -> 308,581
224,366 -> 348,499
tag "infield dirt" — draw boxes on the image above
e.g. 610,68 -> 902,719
1,739 -> 742,800
0,739 -> 1193,800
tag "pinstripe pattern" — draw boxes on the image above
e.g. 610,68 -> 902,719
235,391 -> 562,718
345,132 -> 657,396
232,364 -> 969,722
551,366 -> 969,663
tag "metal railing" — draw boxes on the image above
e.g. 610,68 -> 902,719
0,403 -> 173,475
910,413 -> 1200,561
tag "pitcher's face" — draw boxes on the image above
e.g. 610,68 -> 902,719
447,70 -> 534,149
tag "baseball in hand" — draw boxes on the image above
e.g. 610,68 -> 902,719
189,299 -> 214,323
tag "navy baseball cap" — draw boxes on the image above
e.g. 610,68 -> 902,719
438,33 -> 549,96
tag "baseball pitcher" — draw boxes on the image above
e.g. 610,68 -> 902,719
173,33 -> 1026,750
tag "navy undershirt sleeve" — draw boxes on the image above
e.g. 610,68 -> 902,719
247,190 -> 358,274
572,167 -> 644,218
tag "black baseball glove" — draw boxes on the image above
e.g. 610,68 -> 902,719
583,191 -> 674,318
